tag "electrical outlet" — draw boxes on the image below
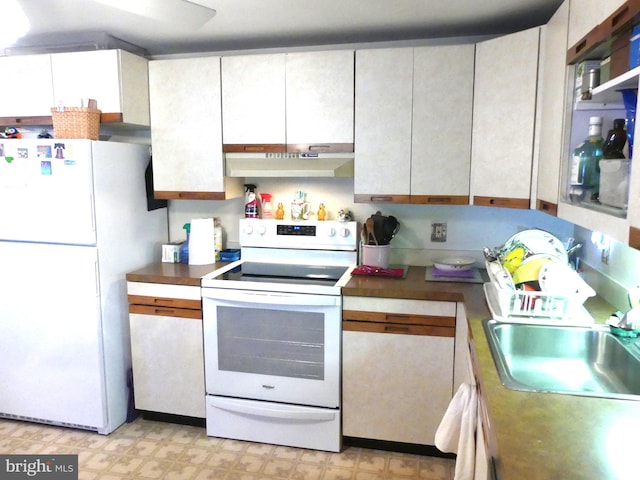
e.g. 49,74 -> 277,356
431,222 -> 447,242
601,246 -> 610,264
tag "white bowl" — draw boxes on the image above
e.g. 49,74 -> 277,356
433,257 -> 476,272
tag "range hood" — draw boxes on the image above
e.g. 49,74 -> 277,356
224,152 -> 354,178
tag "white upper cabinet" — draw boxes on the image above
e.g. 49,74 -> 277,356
51,50 -> 150,126
471,27 -> 541,209
354,45 -> 474,204
285,50 -> 354,149
221,53 -> 286,147
559,0 -> 640,245
568,0 -> 626,48
149,56 -> 242,199
221,51 -> 354,150
411,44 -> 474,202
0,54 -> 54,117
354,48 -> 413,202
536,0 -> 571,215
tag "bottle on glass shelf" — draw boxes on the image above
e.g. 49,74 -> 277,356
569,116 -> 603,204
602,118 -> 627,159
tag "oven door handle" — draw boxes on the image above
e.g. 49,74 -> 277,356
202,289 -> 340,307
209,396 -> 338,421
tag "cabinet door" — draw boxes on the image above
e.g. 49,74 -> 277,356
568,0 -> 626,49
221,53 -> 286,147
537,1 -> 571,216
626,86 -> 640,248
149,57 -> 241,199
342,330 -> 454,444
411,45 -> 474,203
354,48 -> 413,203
0,54 -> 54,117
286,50 -> 354,150
342,297 -> 455,444
130,311 -> 205,418
471,27 -> 541,208
51,50 -> 149,125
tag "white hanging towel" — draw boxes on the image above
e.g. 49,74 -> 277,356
435,382 -> 478,480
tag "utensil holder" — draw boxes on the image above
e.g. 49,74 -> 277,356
361,244 -> 390,268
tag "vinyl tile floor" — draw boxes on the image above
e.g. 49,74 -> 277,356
0,416 -> 455,480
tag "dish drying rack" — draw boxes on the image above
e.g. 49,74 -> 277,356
484,260 -> 594,326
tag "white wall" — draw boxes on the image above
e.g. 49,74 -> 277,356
167,177 -> 575,266
575,224 -> 640,310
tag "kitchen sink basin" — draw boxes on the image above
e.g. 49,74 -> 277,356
483,319 -> 640,400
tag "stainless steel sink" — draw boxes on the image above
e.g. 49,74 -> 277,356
483,319 -> 640,400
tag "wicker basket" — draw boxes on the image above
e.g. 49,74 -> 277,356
51,107 -> 101,140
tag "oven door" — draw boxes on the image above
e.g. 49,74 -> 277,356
202,288 -> 341,408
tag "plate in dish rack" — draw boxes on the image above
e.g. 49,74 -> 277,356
499,229 -> 568,273
433,257 -> 476,272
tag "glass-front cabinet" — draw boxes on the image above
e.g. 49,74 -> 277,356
558,0 -> 640,246
561,68 -> 637,218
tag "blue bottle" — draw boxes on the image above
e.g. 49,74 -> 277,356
179,223 -> 190,264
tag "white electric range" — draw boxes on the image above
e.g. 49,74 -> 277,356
200,219 -> 358,452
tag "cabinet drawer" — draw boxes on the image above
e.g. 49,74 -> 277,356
127,281 -> 201,300
343,296 -> 456,316
128,295 -> 201,311
129,304 -> 201,320
342,319 -> 454,337
342,296 -> 455,337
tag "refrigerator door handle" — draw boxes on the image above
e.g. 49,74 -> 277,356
90,194 -> 96,233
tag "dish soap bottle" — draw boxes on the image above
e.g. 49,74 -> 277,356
602,118 -> 627,159
260,193 -> 273,218
570,116 -> 603,204
244,184 -> 259,218
179,223 -> 190,264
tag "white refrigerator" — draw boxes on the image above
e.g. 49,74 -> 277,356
0,139 -> 167,434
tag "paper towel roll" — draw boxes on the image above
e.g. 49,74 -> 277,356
189,218 -> 216,265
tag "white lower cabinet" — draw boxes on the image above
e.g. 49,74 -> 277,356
127,282 -> 205,418
467,332 -> 497,480
342,297 -> 455,445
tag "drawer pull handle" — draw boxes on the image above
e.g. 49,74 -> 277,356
308,144 -> 331,151
154,308 -> 176,315
428,197 -> 453,204
612,6 -> 629,28
153,298 -> 174,305
384,325 -> 410,333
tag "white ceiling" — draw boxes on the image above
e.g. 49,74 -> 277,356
14,0 -> 564,57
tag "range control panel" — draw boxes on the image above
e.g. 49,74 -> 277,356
276,224 -> 317,236
239,219 -> 358,251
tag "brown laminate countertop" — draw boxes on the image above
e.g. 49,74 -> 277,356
125,261 -> 227,286
128,263 -> 639,479
343,266 -> 640,480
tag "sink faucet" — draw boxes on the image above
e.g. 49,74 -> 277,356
619,287 -> 640,330
619,308 -> 640,330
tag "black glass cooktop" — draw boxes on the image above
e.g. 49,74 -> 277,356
217,262 -> 348,287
